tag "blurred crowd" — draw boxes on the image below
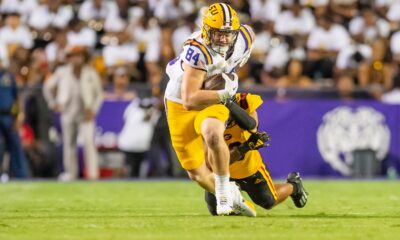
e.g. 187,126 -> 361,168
1,0 -> 400,180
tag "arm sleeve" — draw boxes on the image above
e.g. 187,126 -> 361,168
238,24 -> 255,53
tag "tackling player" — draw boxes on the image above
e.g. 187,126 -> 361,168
164,3 -> 256,216
204,93 -> 309,215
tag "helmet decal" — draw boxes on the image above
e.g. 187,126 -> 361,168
219,3 -> 232,28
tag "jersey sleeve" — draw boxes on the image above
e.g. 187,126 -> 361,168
238,25 -> 255,54
234,93 -> 263,114
181,39 -> 213,71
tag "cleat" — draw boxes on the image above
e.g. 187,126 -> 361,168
204,191 -> 218,216
287,172 -> 308,208
216,204 -> 233,216
216,190 -> 233,216
230,182 -> 257,217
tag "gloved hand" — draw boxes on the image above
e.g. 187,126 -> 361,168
236,131 -> 271,159
217,73 -> 238,103
239,45 -> 253,67
247,131 -> 271,150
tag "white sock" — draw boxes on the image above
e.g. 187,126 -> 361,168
214,174 -> 230,196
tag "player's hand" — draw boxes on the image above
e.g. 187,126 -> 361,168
236,131 -> 271,158
217,73 -> 238,103
239,45 -> 253,67
247,131 -> 271,150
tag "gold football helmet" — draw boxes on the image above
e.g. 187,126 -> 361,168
202,3 -> 240,56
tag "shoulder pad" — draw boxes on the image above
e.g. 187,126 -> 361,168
182,39 -> 213,69
238,25 -> 255,53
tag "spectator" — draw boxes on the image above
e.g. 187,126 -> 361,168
375,0 -> 391,19
23,49 -> 57,177
28,0 -> 73,31
9,47 -> 30,85
249,0 -> 281,23
390,30 -> 400,64
45,29 -> 68,69
67,18 -> 97,49
386,0 -> 400,28
103,0 -> 132,33
0,0 -> 23,14
382,73 -> 400,104
305,0 -> 329,19
276,59 -> 313,88
300,0 -> 329,7
305,14 -> 350,79
251,21 -> 271,64
261,39 -> 290,86
78,0 -> 117,23
43,46 -> 103,181
102,31 -> 138,75
330,0 -> 358,27
349,7 -> 390,44
0,59 -> 29,179
261,35 -> 306,86
153,0 -> 194,25
248,21 -> 271,84
358,39 -> 393,90
0,0 -> 38,23
368,83 -> 385,100
117,97 -> 160,177
79,0 -> 118,46
0,12 -> 33,57
336,74 -> 355,100
128,15 -> 161,93
171,13 -> 197,57
274,0 -> 315,39
104,66 -> 136,101
335,39 -> 372,80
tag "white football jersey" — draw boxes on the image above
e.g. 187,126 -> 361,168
165,25 -> 254,104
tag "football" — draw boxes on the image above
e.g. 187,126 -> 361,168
203,73 -> 235,90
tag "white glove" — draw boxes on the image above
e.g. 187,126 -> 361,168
239,45 -> 253,67
217,73 -> 238,103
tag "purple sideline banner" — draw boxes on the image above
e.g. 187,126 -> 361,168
96,100 -> 400,178
257,100 -> 399,178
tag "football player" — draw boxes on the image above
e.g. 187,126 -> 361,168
164,3 -> 256,216
204,93 -> 309,215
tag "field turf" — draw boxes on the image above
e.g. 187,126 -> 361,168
0,180 -> 399,240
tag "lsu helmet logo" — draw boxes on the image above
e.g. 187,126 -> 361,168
317,107 -> 390,176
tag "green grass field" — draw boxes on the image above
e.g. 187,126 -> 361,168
0,180 -> 399,240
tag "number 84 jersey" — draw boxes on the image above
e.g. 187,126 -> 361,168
165,25 -> 254,104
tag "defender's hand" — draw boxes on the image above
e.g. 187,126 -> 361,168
247,131 -> 271,150
217,73 -> 238,103
236,131 -> 271,158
